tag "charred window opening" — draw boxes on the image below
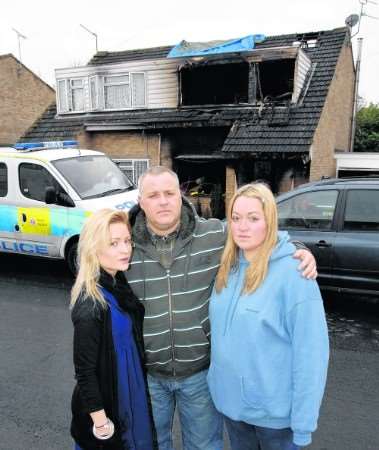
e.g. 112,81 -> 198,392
180,62 -> 249,106
258,59 -> 295,100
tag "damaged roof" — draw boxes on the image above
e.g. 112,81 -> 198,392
21,27 -> 350,154
222,27 -> 350,153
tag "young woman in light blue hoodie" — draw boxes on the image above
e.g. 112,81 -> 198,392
207,183 -> 329,450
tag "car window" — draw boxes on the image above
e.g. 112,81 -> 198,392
343,189 -> 379,231
278,190 -> 338,230
0,163 -> 7,197
19,163 -> 62,202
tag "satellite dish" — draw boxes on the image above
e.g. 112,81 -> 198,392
345,14 -> 360,27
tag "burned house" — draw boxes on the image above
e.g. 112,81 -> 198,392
21,26 -> 355,212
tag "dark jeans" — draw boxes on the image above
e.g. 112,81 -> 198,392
224,416 -> 301,450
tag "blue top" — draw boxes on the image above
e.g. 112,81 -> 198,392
105,289 -> 153,450
207,231 -> 329,447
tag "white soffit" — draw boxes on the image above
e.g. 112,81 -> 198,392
334,152 -> 379,171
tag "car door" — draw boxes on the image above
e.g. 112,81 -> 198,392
14,161 -> 70,258
330,187 -> 379,294
277,188 -> 340,289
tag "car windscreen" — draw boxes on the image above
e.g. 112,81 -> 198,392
52,155 -> 135,199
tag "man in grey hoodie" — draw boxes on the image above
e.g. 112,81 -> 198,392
126,166 -> 316,450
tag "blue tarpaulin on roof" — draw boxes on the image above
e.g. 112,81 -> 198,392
167,34 -> 266,58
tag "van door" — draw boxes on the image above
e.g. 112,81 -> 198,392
0,161 -> 18,253
14,161 -> 71,258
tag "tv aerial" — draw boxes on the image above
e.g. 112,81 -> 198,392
347,0 -> 379,37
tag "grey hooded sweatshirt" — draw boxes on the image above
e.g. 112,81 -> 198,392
127,198 -> 226,378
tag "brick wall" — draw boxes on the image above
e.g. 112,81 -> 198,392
78,131 -> 161,165
0,55 -> 55,146
225,165 -> 237,212
309,42 -> 355,181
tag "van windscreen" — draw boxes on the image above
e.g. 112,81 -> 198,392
52,155 -> 135,199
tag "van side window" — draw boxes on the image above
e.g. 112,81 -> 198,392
278,190 -> 338,230
343,189 -> 379,231
0,163 -> 7,197
19,163 -> 62,202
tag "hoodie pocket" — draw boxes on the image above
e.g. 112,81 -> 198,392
240,377 -> 267,419
241,377 -> 291,419
207,363 -> 246,419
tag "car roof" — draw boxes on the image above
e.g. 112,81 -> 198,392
276,177 -> 379,202
0,147 -> 104,162
296,177 -> 379,188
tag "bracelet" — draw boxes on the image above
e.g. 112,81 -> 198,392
93,418 -> 115,440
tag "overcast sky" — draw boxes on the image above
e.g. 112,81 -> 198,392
1,0 -> 378,104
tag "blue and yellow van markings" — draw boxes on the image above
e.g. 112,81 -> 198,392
0,240 -> 48,255
0,205 -> 18,232
0,205 -> 91,238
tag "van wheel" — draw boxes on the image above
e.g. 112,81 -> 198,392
66,242 -> 78,275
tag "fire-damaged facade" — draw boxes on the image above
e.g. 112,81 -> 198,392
20,26 -> 355,212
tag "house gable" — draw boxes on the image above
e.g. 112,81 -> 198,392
0,54 -> 55,146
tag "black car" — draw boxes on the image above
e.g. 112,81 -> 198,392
276,178 -> 379,297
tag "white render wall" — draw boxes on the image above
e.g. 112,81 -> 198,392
55,58 -> 180,112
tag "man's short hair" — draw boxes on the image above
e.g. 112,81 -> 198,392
138,166 -> 180,195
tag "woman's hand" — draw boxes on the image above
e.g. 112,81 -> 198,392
91,410 -> 115,440
293,249 -> 318,279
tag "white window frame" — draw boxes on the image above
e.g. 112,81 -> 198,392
131,72 -> 147,108
57,71 -> 146,114
57,79 -> 69,113
113,158 -> 149,185
57,78 -> 85,113
89,75 -> 99,110
103,72 -> 146,111
103,74 -> 131,110
69,78 -> 85,112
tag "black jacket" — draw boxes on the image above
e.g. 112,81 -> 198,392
70,271 -> 155,450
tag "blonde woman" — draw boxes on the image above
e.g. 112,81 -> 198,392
207,183 -> 329,450
70,209 -> 155,450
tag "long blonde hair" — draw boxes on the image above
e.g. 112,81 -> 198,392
215,182 -> 278,295
70,209 -> 131,308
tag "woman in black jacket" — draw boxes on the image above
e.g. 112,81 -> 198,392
70,209 -> 155,450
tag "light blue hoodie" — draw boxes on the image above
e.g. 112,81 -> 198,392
207,232 -> 329,447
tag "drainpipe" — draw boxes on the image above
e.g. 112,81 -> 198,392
350,38 -> 363,152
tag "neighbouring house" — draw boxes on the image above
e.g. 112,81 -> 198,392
335,151 -> 379,177
0,54 -> 55,146
20,26 -> 355,213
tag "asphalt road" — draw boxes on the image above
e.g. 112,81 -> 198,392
0,253 -> 378,450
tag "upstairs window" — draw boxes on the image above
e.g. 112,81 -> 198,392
104,75 -> 130,109
89,76 -> 99,110
58,78 -> 85,112
258,59 -> 295,100
57,72 -> 146,113
181,62 -> 249,106
104,73 -> 146,109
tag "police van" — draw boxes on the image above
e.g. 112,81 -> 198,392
0,141 -> 139,273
